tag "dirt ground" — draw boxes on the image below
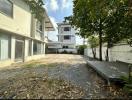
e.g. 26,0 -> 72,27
0,54 -> 129,99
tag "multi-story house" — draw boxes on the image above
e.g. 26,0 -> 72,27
57,22 -> 77,53
0,0 -> 54,66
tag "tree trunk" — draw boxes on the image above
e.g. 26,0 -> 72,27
94,48 -> 96,59
92,48 -> 96,59
106,44 -> 109,61
99,32 -> 102,61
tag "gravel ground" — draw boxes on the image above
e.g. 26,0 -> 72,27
0,54 -> 129,99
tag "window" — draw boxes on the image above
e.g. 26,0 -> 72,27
15,39 -> 24,60
33,41 -> 41,55
64,35 -> 70,40
64,27 -> 71,31
37,20 -> 43,31
0,34 -> 11,60
0,0 -> 13,17
63,46 -> 68,49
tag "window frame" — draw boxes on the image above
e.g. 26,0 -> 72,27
64,27 -> 71,31
33,41 -> 42,55
0,34 -> 11,61
37,20 -> 43,32
64,35 -> 71,40
63,46 -> 68,49
0,0 -> 14,18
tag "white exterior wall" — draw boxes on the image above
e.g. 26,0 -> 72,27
109,45 -> 132,63
0,0 -> 54,67
0,0 -> 31,37
58,23 -> 76,50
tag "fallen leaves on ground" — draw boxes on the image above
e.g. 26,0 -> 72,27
0,72 -> 84,99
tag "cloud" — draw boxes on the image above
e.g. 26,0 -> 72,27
49,0 -> 59,11
61,0 -> 72,9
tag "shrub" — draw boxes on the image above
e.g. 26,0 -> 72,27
77,45 -> 87,55
69,52 -> 73,54
61,50 -> 68,54
121,64 -> 132,95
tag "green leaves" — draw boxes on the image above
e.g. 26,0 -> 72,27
24,0 -> 44,21
66,0 -> 131,61
88,36 -> 99,48
68,0 -> 131,40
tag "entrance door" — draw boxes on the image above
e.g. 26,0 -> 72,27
15,39 -> 24,62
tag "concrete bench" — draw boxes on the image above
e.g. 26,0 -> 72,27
87,61 -> 130,85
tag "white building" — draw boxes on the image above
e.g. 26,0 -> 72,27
0,0 -> 54,67
57,22 -> 77,53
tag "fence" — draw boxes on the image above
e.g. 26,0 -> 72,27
84,44 -> 132,63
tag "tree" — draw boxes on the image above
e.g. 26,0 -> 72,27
24,0 -> 44,21
66,0 -> 131,61
88,36 -> 99,59
104,0 -> 132,61
66,0 -> 111,61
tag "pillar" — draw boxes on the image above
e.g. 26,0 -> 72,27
11,36 -> 15,61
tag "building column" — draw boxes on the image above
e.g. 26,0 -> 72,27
44,43 -> 46,54
11,36 -> 15,61
24,38 -> 28,62
42,18 -> 45,41
31,40 -> 34,56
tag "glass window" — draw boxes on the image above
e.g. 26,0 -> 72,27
0,0 -> 13,17
64,27 -> 71,31
33,41 -> 42,55
63,46 -> 68,49
15,40 -> 24,60
37,20 -> 43,31
64,35 -> 70,40
0,34 -> 11,60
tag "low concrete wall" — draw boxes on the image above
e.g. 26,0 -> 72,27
84,44 -> 132,63
26,54 -> 46,62
0,54 -> 46,68
0,59 -> 14,68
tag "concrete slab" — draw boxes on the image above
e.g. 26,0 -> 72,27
87,61 -> 130,83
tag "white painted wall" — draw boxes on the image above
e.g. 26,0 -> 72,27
84,44 -> 132,63
58,23 -> 76,49
0,0 -> 31,37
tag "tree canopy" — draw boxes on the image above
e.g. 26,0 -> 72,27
66,0 -> 132,61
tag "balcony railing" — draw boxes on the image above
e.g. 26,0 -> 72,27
36,29 -> 44,41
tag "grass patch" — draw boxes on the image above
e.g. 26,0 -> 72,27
24,63 -> 38,68
23,62 -> 59,68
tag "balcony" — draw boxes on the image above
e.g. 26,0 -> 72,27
36,29 -> 44,41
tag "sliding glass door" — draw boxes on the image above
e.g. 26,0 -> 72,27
0,34 -> 11,60
15,38 -> 24,62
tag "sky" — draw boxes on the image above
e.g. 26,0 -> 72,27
44,0 -> 83,45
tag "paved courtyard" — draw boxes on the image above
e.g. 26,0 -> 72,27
0,54 -> 127,99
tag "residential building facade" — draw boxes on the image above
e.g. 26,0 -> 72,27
57,22 -> 77,53
0,0 -> 54,67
